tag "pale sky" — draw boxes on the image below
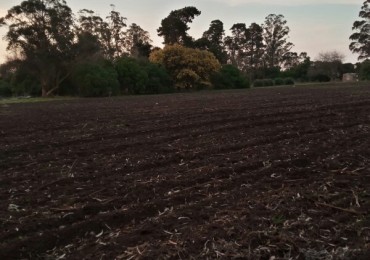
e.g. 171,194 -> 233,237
0,0 -> 363,64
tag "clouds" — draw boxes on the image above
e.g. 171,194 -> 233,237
0,8 -> 7,17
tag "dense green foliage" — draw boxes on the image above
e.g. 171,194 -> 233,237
71,62 -> 120,97
274,78 -> 285,86
0,79 -> 12,97
0,2 -> 365,98
359,60 -> 370,80
284,78 -> 295,85
142,62 -> 173,94
0,60 -> 41,96
115,57 -> 148,94
114,57 -> 173,94
2,0 -> 75,97
211,65 -> 250,89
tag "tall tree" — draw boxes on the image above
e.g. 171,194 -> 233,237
224,22 -> 264,78
77,7 -> 127,60
1,0 -> 75,97
244,23 -> 265,79
157,6 -> 201,46
74,32 -> 102,61
77,9 -> 105,36
203,20 -> 224,45
263,14 -> 293,69
350,0 -> 370,60
224,23 -> 248,70
196,20 -> 227,64
125,23 -> 152,58
105,7 -> 127,59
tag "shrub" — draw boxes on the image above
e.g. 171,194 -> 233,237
359,60 -> 370,80
253,79 -> 275,87
0,80 -> 12,97
59,77 -> 78,96
0,60 -> 41,96
72,62 -> 120,97
115,57 -> 148,94
143,63 -> 174,94
274,78 -> 285,86
310,73 -> 331,82
284,78 -> 295,85
150,44 -> 221,89
211,65 -> 250,89
253,79 -> 264,87
12,77 -> 41,96
263,79 -> 274,87
233,77 -> 250,89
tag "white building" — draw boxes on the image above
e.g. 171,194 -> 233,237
342,73 -> 358,82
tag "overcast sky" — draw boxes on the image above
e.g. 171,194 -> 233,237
0,0 -> 363,64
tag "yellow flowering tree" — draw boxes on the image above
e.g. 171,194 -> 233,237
149,44 -> 221,89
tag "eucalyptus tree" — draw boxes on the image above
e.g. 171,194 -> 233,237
350,0 -> 370,60
106,8 -> 127,59
263,14 -> 294,69
77,7 -> 127,60
224,22 -> 264,79
125,23 -> 152,58
224,23 -> 248,69
244,23 -> 265,79
1,0 -> 75,97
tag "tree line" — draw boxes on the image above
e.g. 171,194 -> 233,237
0,0 -> 369,98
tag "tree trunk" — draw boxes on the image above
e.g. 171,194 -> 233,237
41,83 -> 57,97
41,78 -> 50,97
40,71 -> 70,97
41,74 -> 51,97
42,87 -> 48,97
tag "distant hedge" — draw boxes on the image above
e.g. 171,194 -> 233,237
284,78 -> 295,85
253,79 -> 274,87
274,78 -> 285,86
310,74 -> 331,82
254,78 -> 295,87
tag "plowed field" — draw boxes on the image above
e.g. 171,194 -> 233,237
1,85 -> 370,259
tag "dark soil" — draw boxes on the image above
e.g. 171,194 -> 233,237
1,85 -> 370,259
